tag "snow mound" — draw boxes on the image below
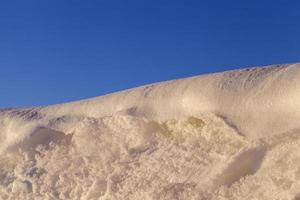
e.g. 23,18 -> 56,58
1,63 -> 300,199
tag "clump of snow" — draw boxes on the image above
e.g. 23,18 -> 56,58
0,63 -> 300,199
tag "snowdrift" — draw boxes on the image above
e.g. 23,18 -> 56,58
1,63 -> 300,199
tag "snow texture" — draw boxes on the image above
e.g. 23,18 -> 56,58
1,63 -> 300,199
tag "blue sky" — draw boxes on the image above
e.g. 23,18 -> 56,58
1,0 -> 300,107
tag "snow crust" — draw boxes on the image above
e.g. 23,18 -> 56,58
1,63 -> 300,199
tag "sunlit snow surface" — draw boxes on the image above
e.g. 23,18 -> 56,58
1,64 -> 300,199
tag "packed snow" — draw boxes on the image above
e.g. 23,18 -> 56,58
1,63 -> 300,199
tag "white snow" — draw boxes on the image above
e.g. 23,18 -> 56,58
1,63 -> 300,199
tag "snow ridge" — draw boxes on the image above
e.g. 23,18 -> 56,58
1,63 -> 300,199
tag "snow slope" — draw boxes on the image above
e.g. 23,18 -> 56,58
1,63 -> 300,199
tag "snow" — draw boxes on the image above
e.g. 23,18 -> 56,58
1,63 -> 300,199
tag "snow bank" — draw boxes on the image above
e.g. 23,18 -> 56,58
1,63 -> 300,199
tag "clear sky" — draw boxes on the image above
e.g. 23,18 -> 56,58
1,0 -> 300,108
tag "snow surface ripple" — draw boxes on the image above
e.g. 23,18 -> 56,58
1,63 -> 300,199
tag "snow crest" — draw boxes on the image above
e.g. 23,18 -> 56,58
1,63 -> 300,199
